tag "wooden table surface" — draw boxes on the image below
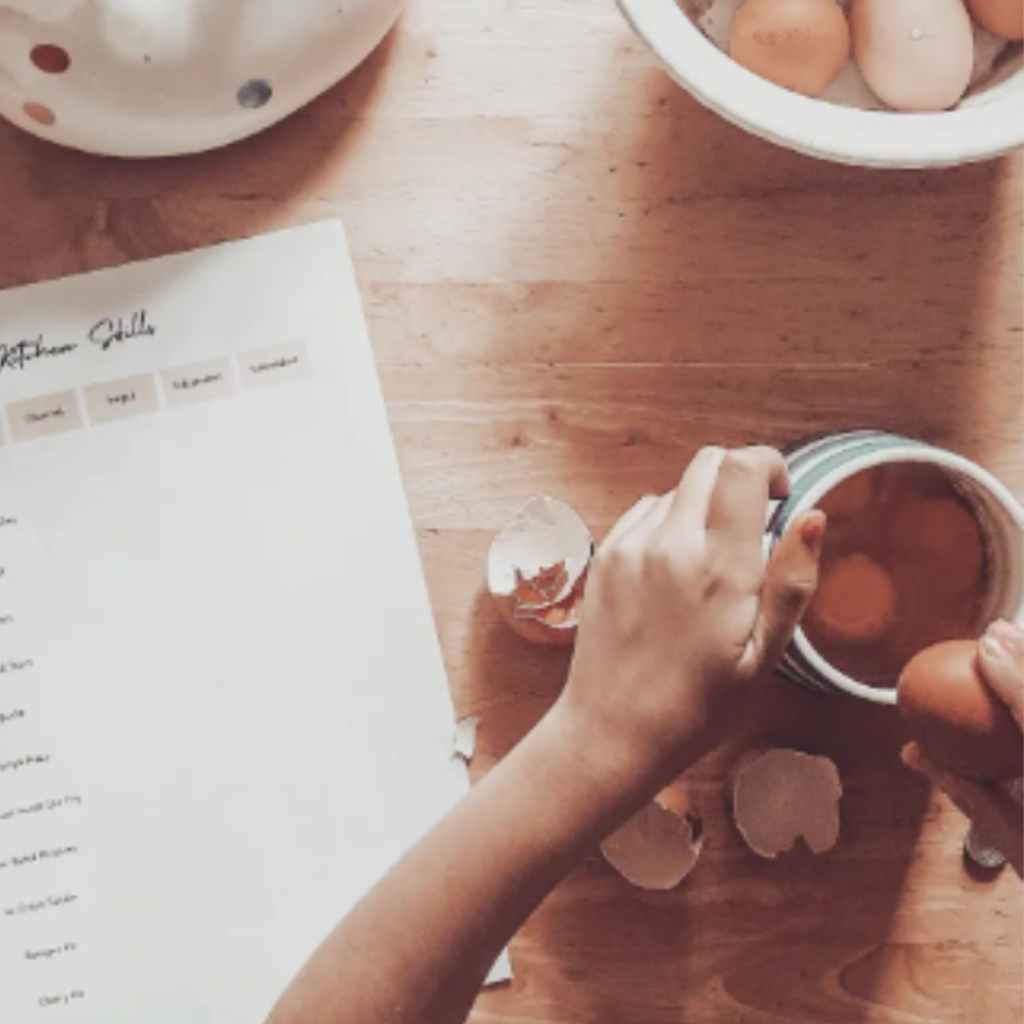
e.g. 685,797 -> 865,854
1,2 -> 1021,1021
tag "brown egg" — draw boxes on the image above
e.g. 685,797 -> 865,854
898,641 -> 1021,781
730,0 -> 851,97
965,0 -> 1024,40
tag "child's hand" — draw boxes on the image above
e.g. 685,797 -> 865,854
978,620 -> 1024,730
275,451 -> 822,1024
555,446 -> 826,798
903,620 -> 1024,877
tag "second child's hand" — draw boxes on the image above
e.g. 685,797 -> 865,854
904,620 -> 1024,877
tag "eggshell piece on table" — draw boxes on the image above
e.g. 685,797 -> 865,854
806,553 -> 896,643
487,496 -> 593,646
964,822 -> 1008,871
965,0 -> 1024,40
601,780 -> 704,890
452,716 -> 480,764
851,0 -> 975,111
898,641 -> 1021,781
730,0 -> 851,96
731,749 -> 843,859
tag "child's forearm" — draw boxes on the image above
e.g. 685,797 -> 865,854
268,447 -> 823,1024
267,701 -> 682,1024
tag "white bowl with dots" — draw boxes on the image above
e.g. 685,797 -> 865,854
0,0 -> 404,157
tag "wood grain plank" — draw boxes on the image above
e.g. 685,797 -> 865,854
0,0 -> 1019,1020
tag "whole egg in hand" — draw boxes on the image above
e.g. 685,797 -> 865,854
897,641 -> 1021,781
730,0 -> 851,97
851,0 -> 975,111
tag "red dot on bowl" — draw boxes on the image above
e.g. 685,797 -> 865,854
23,101 -> 56,127
31,44 -> 71,74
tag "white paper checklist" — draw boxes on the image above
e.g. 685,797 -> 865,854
0,222 -> 505,1022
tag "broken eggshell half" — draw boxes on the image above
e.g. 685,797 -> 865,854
600,780 -> 704,890
487,496 -> 594,646
731,748 -> 843,860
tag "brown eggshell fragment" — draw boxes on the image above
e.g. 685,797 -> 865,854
732,749 -> 843,859
488,496 -> 594,646
898,641 -> 1021,781
601,780 -> 704,890
513,562 -> 570,611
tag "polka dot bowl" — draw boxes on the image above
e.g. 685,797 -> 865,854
0,0 -> 404,157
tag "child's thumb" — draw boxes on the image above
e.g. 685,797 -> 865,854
744,510 -> 826,675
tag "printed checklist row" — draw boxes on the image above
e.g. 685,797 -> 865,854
0,342 -> 310,445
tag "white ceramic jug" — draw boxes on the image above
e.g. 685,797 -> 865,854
0,0 -> 404,156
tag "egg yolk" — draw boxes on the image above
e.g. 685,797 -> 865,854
808,553 -> 896,642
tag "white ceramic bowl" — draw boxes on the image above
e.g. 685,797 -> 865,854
617,0 -> 1024,168
0,0 -> 405,157
769,431 -> 1024,705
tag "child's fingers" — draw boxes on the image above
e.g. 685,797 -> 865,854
602,495 -> 661,549
977,621 -> 1024,731
902,743 -> 1024,876
742,510 -> 825,674
902,742 -> 989,818
665,447 -> 725,532
902,743 -> 983,817
706,447 -> 790,553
